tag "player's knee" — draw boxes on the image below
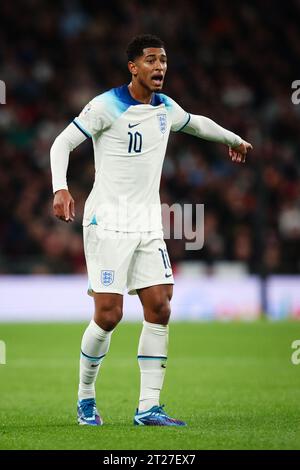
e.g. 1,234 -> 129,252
94,304 -> 123,331
151,300 -> 171,324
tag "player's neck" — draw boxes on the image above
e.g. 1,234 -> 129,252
128,82 -> 153,104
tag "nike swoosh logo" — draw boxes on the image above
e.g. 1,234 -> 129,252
128,123 -> 141,128
165,273 -> 173,278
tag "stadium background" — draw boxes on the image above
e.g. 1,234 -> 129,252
0,0 -> 299,451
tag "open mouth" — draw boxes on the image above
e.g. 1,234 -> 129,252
151,74 -> 164,86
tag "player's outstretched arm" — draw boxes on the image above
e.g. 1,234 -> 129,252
182,114 -> 253,163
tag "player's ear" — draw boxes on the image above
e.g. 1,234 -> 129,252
128,61 -> 138,76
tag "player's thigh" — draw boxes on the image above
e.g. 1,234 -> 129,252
138,284 -> 173,309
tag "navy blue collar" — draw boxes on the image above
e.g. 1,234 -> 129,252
114,84 -> 162,106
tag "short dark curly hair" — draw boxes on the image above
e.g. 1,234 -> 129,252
126,34 -> 165,61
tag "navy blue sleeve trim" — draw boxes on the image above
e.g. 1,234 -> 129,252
72,119 -> 91,138
175,113 -> 191,133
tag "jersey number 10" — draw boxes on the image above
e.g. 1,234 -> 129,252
128,131 -> 142,154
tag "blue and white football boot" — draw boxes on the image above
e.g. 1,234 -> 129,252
134,405 -> 186,426
77,398 -> 103,426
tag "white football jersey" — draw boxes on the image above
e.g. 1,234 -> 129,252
74,85 -> 190,231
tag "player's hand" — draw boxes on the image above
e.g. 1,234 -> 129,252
229,140 -> 253,163
53,189 -> 75,223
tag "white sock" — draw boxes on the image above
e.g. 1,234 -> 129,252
78,319 -> 113,400
137,320 -> 168,412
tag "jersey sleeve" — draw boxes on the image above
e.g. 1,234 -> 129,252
163,96 -> 191,132
73,96 -> 113,138
50,123 -> 86,193
183,114 -> 242,147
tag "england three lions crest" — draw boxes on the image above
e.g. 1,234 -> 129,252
157,113 -> 167,134
101,270 -> 114,286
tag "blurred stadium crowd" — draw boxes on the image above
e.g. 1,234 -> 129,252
0,0 -> 300,274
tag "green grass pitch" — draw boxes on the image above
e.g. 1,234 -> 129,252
0,321 -> 299,450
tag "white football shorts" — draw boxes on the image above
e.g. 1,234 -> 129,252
83,225 -> 174,295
